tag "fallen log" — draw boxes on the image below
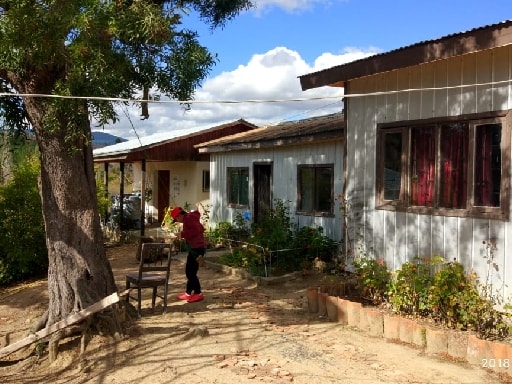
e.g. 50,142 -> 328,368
0,291 -> 122,359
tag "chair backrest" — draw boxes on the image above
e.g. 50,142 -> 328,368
136,236 -> 155,261
138,242 -> 172,278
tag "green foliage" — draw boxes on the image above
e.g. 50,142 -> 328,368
215,200 -> 339,277
0,1 -> 253,133
293,226 -> 337,261
231,211 -> 250,241
96,181 -> 110,219
250,199 -> 294,251
0,151 -> 47,285
353,257 -> 390,304
217,246 -> 263,274
388,257 -> 437,316
205,221 -> 232,248
376,254 -> 511,341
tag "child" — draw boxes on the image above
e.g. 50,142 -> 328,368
171,206 -> 205,303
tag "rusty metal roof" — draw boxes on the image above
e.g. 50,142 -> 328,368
93,119 -> 258,162
300,19 -> 512,90
196,112 -> 344,153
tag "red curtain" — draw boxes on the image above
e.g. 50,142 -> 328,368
440,124 -> 468,209
475,124 -> 500,207
411,128 -> 435,206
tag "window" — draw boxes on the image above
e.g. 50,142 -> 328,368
376,112 -> 510,220
202,170 -> 210,192
297,164 -> 334,215
227,167 -> 249,207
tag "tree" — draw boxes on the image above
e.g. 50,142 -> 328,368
0,0 -> 252,337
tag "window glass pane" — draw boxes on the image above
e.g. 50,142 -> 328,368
298,166 -> 333,212
202,170 -> 210,192
315,167 -> 333,211
228,168 -> 249,205
383,132 -> 402,200
239,168 -> 249,205
474,123 -> 501,207
439,123 -> 468,209
299,167 -> 314,211
410,127 -> 435,207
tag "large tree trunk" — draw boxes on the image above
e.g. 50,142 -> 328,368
23,96 -> 117,327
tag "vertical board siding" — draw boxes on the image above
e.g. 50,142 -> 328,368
210,141 -> 344,242
346,45 -> 512,298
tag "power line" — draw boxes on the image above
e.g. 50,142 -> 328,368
0,93 -> 342,104
2,77 -> 512,104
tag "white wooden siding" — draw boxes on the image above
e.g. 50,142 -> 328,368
209,141 -> 344,242
346,45 -> 512,299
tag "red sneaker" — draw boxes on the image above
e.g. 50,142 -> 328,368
177,292 -> 191,300
187,293 -> 204,303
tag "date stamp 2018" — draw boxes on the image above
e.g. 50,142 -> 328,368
482,358 -> 510,368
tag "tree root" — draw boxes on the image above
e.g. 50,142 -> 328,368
40,301 -> 139,363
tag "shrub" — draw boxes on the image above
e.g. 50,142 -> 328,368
293,226 -> 337,262
0,152 -> 47,285
250,199 -> 294,251
388,257 -> 435,316
353,257 -> 390,304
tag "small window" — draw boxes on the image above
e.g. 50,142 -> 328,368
297,164 -> 334,215
227,167 -> 249,207
376,112 -> 510,220
202,170 -> 210,192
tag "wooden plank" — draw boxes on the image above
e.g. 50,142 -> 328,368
0,291 -> 121,359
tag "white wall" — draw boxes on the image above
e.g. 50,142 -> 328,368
132,160 -> 210,222
345,46 -> 512,299
209,141 -> 344,241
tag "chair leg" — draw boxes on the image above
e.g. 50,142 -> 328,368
163,284 -> 169,314
125,280 -> 130,302
152,287 -> 157,309
137,287 -> 142,317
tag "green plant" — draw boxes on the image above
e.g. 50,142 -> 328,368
388,257 -> 436,316
293,226 -> 337,262
353,257 -> 390,304
250,199 -> 294,251
0,151 -> 47,285
231,210 -> 251,241
427,261 -> 477,329
469,241 -> 511,340
205,221 -> 232,248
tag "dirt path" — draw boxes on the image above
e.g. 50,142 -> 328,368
0,244 -> 507,384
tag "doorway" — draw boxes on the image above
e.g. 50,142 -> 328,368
157,170 -> 170,223
253,163 -> 272,223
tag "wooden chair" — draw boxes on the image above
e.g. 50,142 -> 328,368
126,242 -> 172,317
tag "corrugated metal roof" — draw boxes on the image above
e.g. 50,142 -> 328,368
93,118 -> 256,160
196,112 -> 344,153
300,19 -> 512,90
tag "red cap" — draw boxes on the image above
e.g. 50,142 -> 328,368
170,207 -> 183,219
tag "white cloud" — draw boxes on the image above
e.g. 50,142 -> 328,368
98,46 -> 377,141
253,0 -> 343,14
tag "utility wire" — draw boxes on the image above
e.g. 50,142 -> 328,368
2,77 -> 512,103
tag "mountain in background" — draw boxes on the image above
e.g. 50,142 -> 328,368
92,131 -> 126,147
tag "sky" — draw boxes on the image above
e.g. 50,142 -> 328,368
97,0 -> 512,141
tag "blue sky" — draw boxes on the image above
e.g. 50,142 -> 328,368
100,0 -> 511,140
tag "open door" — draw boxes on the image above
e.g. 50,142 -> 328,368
253,163 -> 272,223
157,170 -> 170,223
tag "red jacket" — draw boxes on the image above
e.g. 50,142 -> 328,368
180,210 -> 206,248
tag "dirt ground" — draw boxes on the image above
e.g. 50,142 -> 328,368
0,243 -> 509,384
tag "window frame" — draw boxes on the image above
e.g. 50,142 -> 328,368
296,163 -> 335,216
375,111 -> 511,221
227,167 -> 249,208
202,170 -> 210,192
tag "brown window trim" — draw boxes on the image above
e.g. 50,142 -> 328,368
296,163 -> 335,216
376,111 -> 511,221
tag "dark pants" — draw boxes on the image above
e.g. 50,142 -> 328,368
185,248 -> 204,295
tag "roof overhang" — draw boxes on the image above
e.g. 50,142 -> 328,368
299,20 -> 512,91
